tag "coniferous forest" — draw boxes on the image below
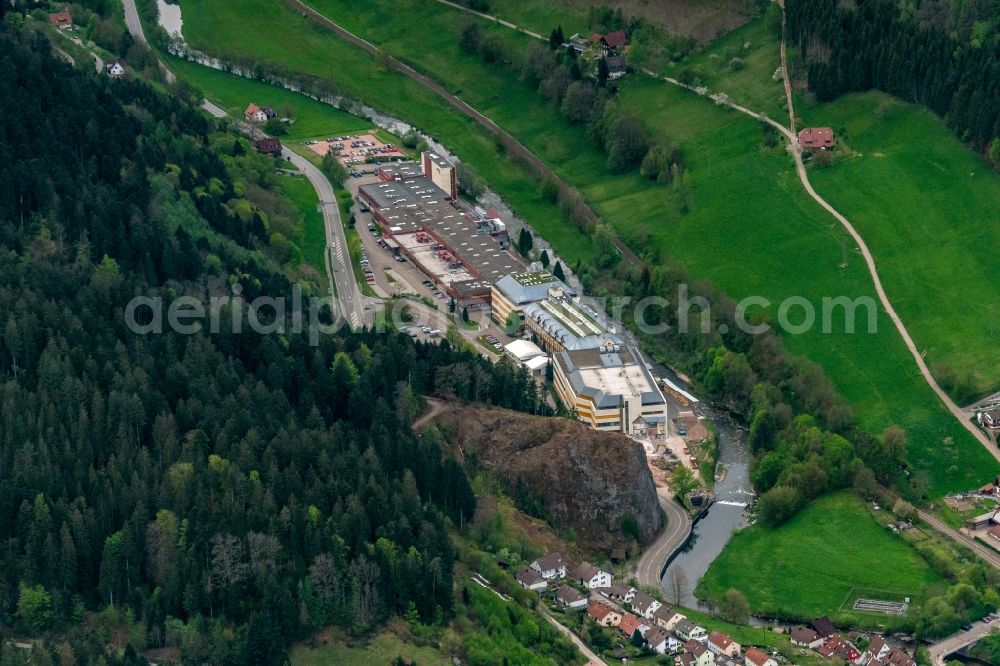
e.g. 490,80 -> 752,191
0,23 -> 549,664
787,0 -> 1000,147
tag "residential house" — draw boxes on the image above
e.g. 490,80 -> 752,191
745,647 -> 779,666
715,654 -> 740,666
979,408 -> 1000,429
817,636 -> 859,662
244,103 -> 268,123
530,553 -> 566,579
798,127 -> 835,150
630,590 -> 662,619
48,11 -> 73,29
674,618 -> 707,642
790,627 -> 824,649
811,617 -> 837,638
707,631 -> 741,657
618,612 -> 648,639
606,55 -> 627,80
253,138 -> 283,156
570,561 -> 612,589
105,60 -> 125,78
587,601 -> 622,628
683,640 -> 715,666
884,646 -> 916,666
260,106 -> 277,120
644,627 -> 670,654
598,581 -> 635,604
837,640 -> 862,663
652,605 -> 685,631
555,585 -> 588,610
515,567 -> 547,591
601,29 -> 627,52
864,636 -> 891,665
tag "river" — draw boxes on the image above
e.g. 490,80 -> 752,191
661,401 -> 754,608
156,0 -> 183,38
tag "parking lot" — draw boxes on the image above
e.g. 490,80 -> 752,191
305,132 -> 406,166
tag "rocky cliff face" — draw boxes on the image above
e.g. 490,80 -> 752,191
434,405 -> 661,552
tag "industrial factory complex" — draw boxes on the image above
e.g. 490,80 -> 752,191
359,152 -> 520,308
359,151 -> 669,437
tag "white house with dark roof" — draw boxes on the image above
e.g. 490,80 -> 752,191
515,567 -> 547,591
606,54 -> 627,79
683,640 -> 715,666
979,408 -> 1000,429
629,590 -> 661,619
674,618 -> 707,642
555,585 -> 588,609
570,561 -> 611,589
862,636 -> 890,665
529,553 -> 565,579
653,605 -> 684,631
105,59 -> 125,78
598,581 -> 635,604
643,626 -> 670,654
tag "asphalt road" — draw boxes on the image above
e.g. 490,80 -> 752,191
282,149 -> 367,329
634,487 -> 693,592
201,99 -> 227,118
120,0 -> 175,83
928,618 -> 1000,665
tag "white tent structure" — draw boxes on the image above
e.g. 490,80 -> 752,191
504,339 -> 548,374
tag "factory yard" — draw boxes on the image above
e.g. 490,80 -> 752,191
306,131 -> 406,165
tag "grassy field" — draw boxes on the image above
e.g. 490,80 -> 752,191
697,492 -> 947,623
276,174 -> 326,275
291,631 -> 450,665
664,18 -> 786,120
801,92 -> 1000,400
174,0 -> 1000,496
169,58 -> 371,140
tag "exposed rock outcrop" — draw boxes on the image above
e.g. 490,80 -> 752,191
433,405 -> 661,552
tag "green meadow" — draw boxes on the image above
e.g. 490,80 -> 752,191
276,174 -> 326,275
697,492 -> 946,623
175,0 -> 1000,495
168,57 -> 372,140
801,92 -> 1000,400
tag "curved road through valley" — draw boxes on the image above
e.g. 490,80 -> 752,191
635,488 -> 692,591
